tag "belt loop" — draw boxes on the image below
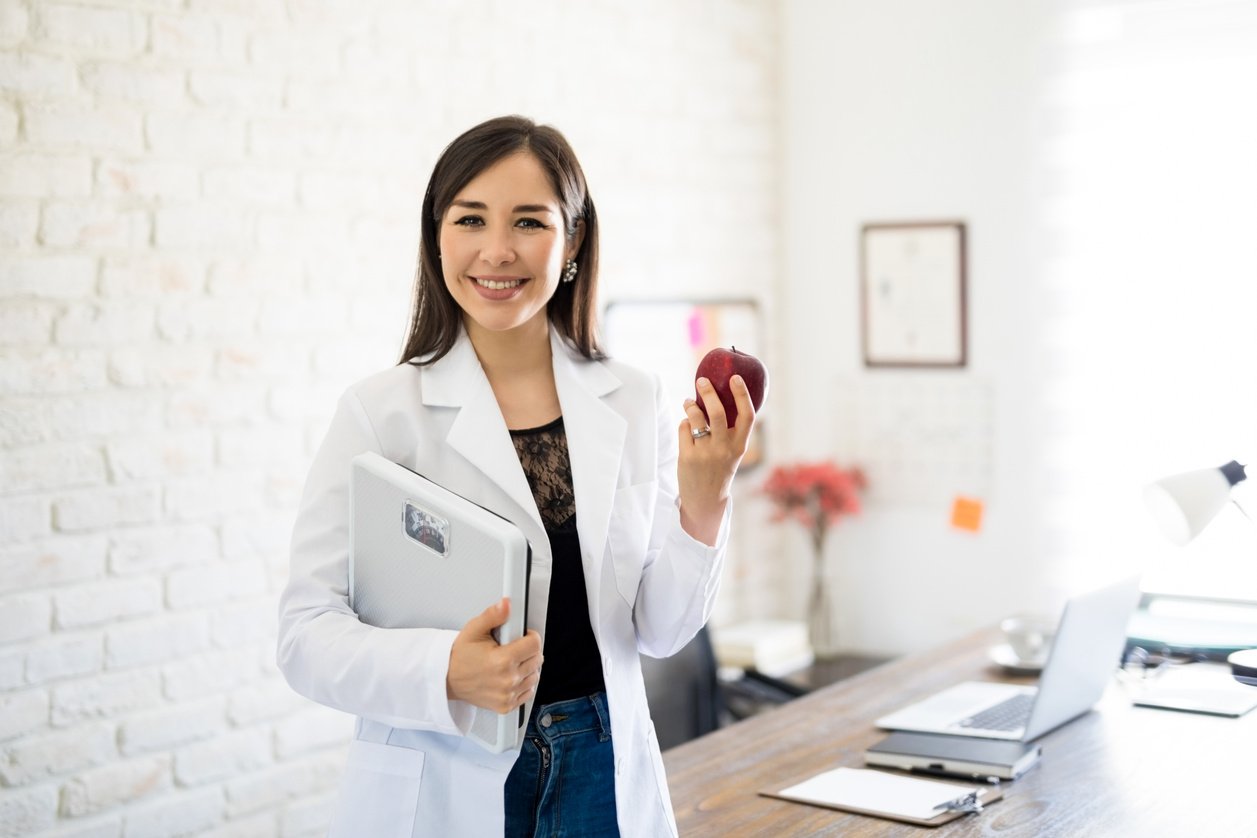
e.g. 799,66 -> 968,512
590,691 -> 612,739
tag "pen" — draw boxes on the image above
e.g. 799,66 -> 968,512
908,766 -> 1001,785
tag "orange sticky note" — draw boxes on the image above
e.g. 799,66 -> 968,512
950,496 -> 984,532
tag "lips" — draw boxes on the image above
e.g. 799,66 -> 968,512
469,275 -> 528,300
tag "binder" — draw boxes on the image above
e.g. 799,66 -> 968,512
760,766 -> 1004,827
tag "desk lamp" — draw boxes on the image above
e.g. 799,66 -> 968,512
1143,460 -> 1257,686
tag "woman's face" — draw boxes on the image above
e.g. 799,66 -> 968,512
438,152 -> 579,340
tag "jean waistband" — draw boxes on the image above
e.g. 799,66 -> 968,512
528,691 -> 611,741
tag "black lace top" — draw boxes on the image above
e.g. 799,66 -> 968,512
509,416 -> 605,705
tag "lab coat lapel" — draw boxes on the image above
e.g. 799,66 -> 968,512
421,335 -> 546,544
550,331 -> 626,630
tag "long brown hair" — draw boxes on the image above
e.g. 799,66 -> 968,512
397,115 -> 603,366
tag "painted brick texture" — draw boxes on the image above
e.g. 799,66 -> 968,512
0,1 -> 778,834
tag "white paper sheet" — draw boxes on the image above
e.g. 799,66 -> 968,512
1132,663 -> 1257,717
777,767 -> 979,820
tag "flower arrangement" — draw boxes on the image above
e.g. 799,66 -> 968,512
761,460 -> 867,657
761,461 -> 867,552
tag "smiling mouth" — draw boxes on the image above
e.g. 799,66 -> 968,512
472,277 -> 526,290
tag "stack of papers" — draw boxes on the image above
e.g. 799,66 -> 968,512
712,620 -> 814,676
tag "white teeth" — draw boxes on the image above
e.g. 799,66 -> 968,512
474,278 -> 523,290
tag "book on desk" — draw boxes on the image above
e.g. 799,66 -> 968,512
712,619 -> 814,676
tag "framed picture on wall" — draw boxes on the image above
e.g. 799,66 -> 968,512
861,221 -> 967,367
602,298 -> 765,470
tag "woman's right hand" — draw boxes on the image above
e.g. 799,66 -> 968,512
446,597 -> 543,714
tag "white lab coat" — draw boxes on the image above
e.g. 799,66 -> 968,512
277,328 -> 730,837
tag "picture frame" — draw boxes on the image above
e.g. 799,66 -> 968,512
861,221 -> 967,368
602,298 -> 766,470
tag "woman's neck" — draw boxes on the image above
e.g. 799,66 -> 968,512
465,315 -> 562,429
464,315 -> 552,379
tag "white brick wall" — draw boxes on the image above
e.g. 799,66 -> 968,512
0,0 -> 778,834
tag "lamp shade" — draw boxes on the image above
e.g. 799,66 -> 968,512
1143,460 -> 1248,546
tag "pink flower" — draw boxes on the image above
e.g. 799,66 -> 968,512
761,461 -> 867,551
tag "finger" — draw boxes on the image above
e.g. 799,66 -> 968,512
694,377 -> 729,431
517,648 -> 543,671
516,669 -> 541,697
512,629 -> 541,658
516,666 -> 541,689
681,398 -> 709,436
499,633 -> 541,670
729,375 -> 757,435
511,680 -> 537,709
512,651 -> 542,677
501,669 -> 539,711
463,596 -> 509,637
499,691 -> 526,714
677,418 -> 692,451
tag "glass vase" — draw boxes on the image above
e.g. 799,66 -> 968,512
807,551 -> 839,659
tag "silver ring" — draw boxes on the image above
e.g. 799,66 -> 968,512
691,427 -> 711,439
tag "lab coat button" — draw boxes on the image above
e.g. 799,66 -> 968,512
603,657 -> 612,676
540,713 -> 553,728
615,757 -> 623,776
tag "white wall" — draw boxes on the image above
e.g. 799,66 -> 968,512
778,0 -> 1257,656
1026,0 -> 1257,603
778,0 -> 1062,654
0,1 -> 777,834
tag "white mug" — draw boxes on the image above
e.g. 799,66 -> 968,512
1000,614 -> 1056,663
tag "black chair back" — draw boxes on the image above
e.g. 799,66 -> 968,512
640,626 -> 721,750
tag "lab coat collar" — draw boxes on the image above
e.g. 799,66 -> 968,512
415,328 -> 621,405
417,328 -> 627,613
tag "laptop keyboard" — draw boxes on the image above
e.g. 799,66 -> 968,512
958,693 -> 1034,732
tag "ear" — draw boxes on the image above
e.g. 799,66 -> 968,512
566,219 -> 586,261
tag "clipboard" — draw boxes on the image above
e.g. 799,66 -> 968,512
760,766 -> 1004,827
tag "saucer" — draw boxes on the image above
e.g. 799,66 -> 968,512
988,643 -> 1047,674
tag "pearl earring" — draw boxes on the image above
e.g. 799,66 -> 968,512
562,259 -> 577,283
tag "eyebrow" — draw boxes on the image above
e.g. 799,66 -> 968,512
449,200 -> 555,214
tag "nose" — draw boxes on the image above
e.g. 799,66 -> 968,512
479,228 -> 515,266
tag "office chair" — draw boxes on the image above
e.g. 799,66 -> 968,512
640,626 -> 722,750
640,626 -> 805,749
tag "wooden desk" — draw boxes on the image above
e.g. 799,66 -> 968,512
665,627 -> 1256,836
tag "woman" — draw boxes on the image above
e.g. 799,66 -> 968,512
277,115 -> 756,837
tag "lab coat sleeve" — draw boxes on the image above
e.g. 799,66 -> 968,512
276,389 -> 473,735
632,373 -> 732,658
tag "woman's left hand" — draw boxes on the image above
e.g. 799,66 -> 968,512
676,375 -> 756,546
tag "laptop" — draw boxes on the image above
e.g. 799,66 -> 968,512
875,575 -> 1141,741
349,451 -> 531,754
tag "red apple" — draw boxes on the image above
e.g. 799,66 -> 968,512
694,346 -> 768,427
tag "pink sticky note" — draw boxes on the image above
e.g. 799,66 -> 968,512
687,310 -> 705,348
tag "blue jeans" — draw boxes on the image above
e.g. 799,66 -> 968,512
503,692 -> 620,838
